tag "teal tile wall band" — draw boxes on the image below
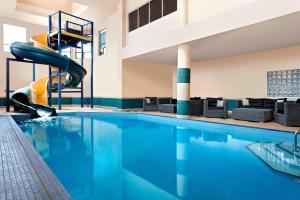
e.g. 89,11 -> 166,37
0,98 -> 7,107
93,98 -> 143,109
177,68 -> 190,83
0,97 -> 239,110
1,97 -> 143,109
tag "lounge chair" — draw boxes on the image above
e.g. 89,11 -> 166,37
274,101 -> 300,126
203,98 -> 228,119
190,97 -> 203,116
158,97 -> 177,114
143,97 -> 158,111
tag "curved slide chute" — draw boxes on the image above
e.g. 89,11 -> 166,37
10,33 -> 87,118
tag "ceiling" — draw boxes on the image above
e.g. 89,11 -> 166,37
128,11 -> 300,65
15,0 -> 87,17
0,0 -> 119,26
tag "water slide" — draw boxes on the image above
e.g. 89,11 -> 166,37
10,33 -> 87,117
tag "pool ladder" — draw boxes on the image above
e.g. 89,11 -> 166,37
295,129 -> 300,152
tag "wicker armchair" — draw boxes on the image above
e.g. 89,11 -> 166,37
275,102 -> 300,126
203,98 -> 228,119
158,97 -> 177,114
190,98 -> 203,116
143,97 -> 158,111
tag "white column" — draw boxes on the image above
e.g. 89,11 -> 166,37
178,0 -> 188,26
177,44 -> 191,116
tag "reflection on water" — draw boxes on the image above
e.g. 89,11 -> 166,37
176,126 -> 190,198
21,117 -> 95,199
19,115 -> 300,200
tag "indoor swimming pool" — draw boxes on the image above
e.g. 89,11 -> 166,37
18,112 -> 300,200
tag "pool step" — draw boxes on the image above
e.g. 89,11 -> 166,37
247,142 -> 300,177
278,142 -> 300,158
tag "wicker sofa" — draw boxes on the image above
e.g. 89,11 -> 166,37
235,98 -> 286,110
158,98 -> 177,114
232,98 -> 286,122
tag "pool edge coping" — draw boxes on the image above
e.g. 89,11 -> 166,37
58,111 -> 296,134
137,112 -> 297,134
6,116 -> 71,200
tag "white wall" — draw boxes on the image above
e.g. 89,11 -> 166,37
3,0 -> 300,102
187,45 -> 300,99
126,0 -> 149,12
122,0 -> 300,60
0,17 -> 48,97
127,11 -> 181,48
188,0 -> 255,24
125,0 -> 181,49
0,1 -> 123,100
122,60 -> 174,98
72,1 -> 123,98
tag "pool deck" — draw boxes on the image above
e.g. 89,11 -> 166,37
0,116 -> 71,200
142,111 -> 299,133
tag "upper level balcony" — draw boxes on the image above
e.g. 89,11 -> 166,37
122,0 -> 300,62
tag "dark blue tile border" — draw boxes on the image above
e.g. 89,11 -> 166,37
1,97 -> 238,110
0,98 -> 6,107
0,97 -> 143,109
93,98 -> 143,109
227,99 -> 239,111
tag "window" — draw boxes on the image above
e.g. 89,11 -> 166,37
76,42 -> 91,59
150,0 -> 162,22
129,10 -> 138,32
3,24 -> 26,52
128,0 -> 177,32
139,3 -> 149,27
61,47 -> 71,58
99,29 -> 106,56
163,0 -> 177,16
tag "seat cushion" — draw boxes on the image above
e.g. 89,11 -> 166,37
263,98 -> 276,109
145,97 -> 157,105
217,100 -> 224,107
247,98 -> 264,108
242,98 -> 250,106
208,107 -> 224,110
158,97 -> 172,104
206,97 -> 222,107
276,102 -> 285,114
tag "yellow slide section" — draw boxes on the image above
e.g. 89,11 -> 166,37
29,33 -> 66,105
30,77 -> 48,105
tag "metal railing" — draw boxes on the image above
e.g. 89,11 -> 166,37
294,129 -> 300,152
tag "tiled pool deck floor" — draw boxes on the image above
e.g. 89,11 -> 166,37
0,116 -> 71,200
0,105 -> 299,200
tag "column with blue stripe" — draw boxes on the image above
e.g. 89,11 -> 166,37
177,44 -> 191,116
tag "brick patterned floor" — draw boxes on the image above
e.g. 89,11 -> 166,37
0,116 -> 71,200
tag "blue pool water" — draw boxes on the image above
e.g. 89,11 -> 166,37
18,112 -> 300,200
